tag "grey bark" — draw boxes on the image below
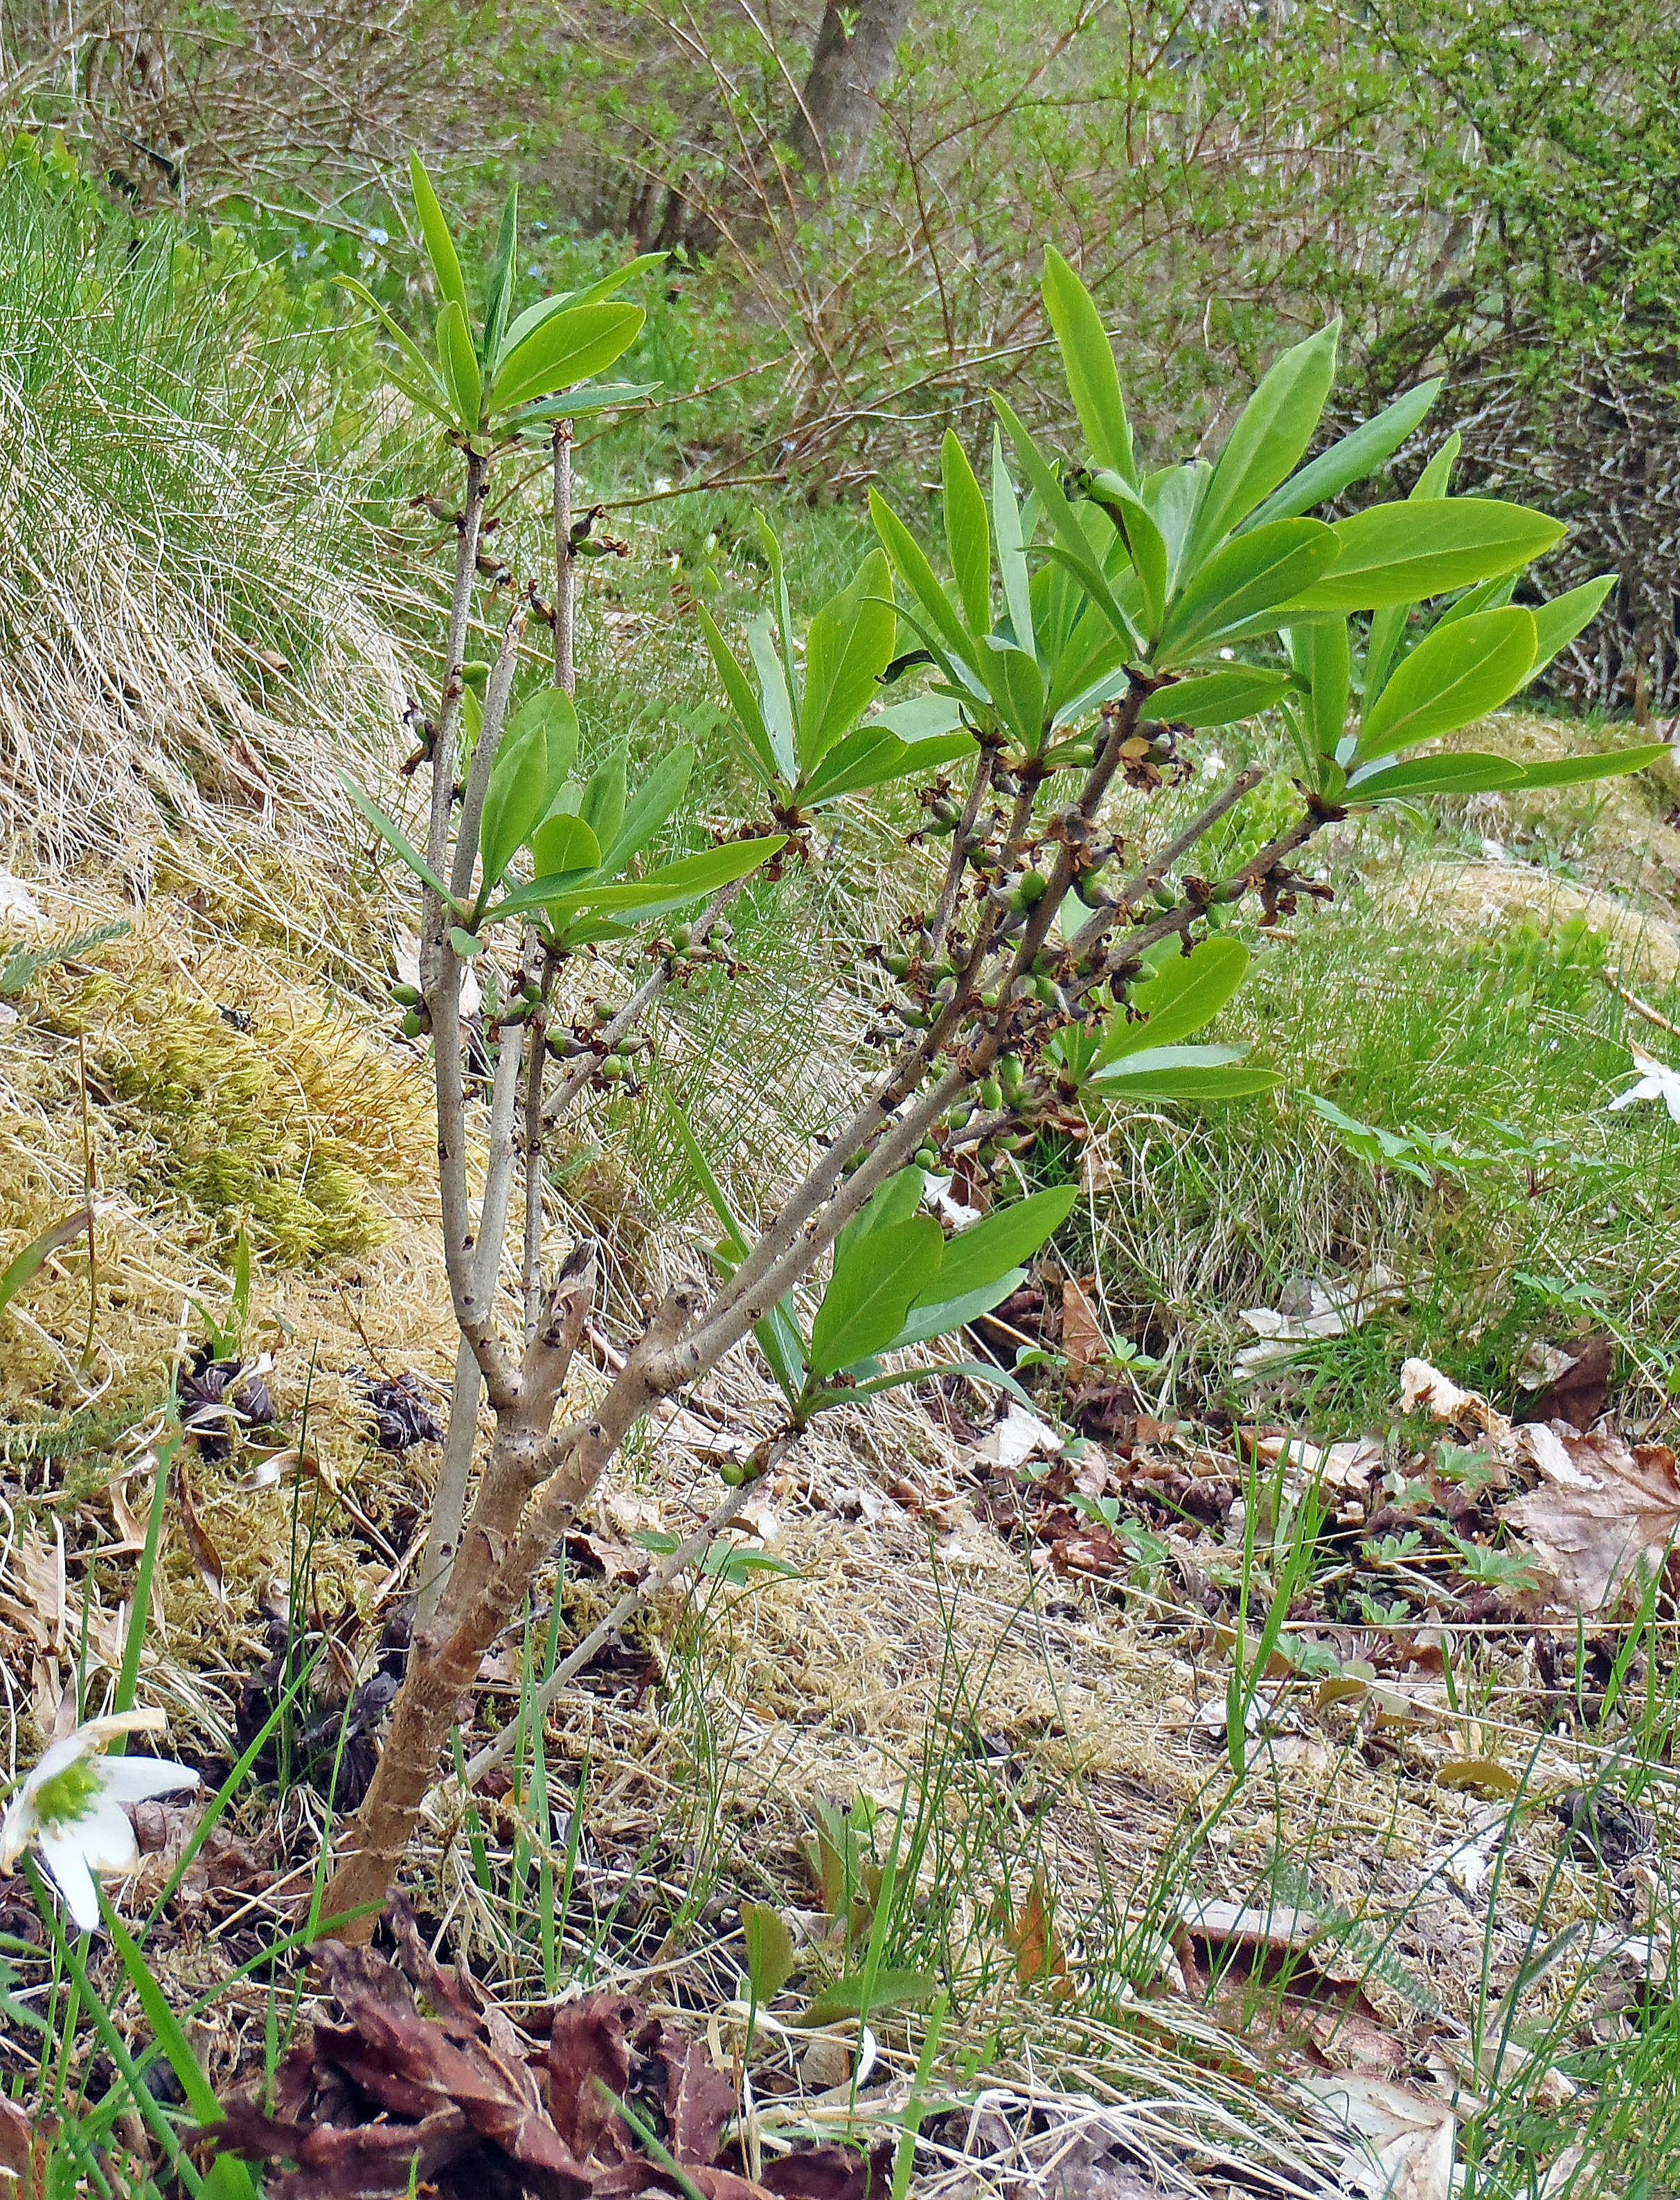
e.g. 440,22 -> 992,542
787,0 -> 913,186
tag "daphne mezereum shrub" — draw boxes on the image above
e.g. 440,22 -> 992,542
309,159 -> 1656,1931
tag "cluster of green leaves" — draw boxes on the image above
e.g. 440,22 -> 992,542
353,159 -> 1664,1420
674,1108 -> 1078,1428
697,517 -> 974,814
340,156 -> 658,445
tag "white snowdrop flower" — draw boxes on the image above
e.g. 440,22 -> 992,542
0,1709 -> 199,1931
1608,1047 -> 1680,1129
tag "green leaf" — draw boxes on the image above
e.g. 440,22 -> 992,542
828,1357 -> 1034,1410
0,1207 -> 92,1316
436,298 -> 482,429
870,492 -> 979,676
931,1184 -> 1080,1305
746,611 -> 800,784
942,431 -> 992,634
1512,743 -> 1667,789
983,638 -> 1047,748
1095,936 -> 1251,1066
1087,1042 -> 1280,1100
481,688 -> 579,894
1412,431 -> 1461,501
1345,751 -> 1528,803
579,745 -> 628,852
482,183 -> 520,364
409,153 -> 468,316
1144,462 -> 1210,599
834,1167 -> 926,1264
1291,499 -> 1567,612
809,1214 -> 945,1377
510,382 -> 659,427
697,604 -> 778,785
336,770 -> 452,898
801,550 -> 896,769
596,746 -> 693,878
798,728 -> 907,807
1156,520 -> 1337,665
1362,457 -> 1453,711
1530,575 -> 1615,674
492,301 -> 645,414
873,694 -> 967,740
992,397 -> 1143,650
527,836 -> 787,926
1293,618 -> 1351,755
497,253 -> 665,364
900,729 -> 979,774
802,1968 -> 941,2026
882,1269 -> 1027,1352
1043,247 -> 1136,483
1087,470 -> 1167,635
1355,607 -> 1539,761
336,276 -> 452,418
992,432 -> 1035,658
753,516 -> 801,710
528,810 -> 602,881
741,1902 -> 799,2002
1188,324 -> 1338,562
1155,664 -> 1293,728
1243,379 -> 1442,531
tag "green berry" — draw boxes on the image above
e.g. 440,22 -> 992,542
400,1009 -> 424,1039
389,982 -> 420,1008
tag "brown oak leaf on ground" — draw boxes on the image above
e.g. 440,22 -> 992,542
1506,1430 -> 1680,1616
204,1895 -> 887,2200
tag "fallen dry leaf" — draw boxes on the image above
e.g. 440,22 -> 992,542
1005,1871 -> 1071,1994
1300,2071 -> 1456,2200
1506,1429 -> 1680,1616
974,1402 -> 1062,1470
1061,1279 -> 1107,1381
1523,1334 -> 1613,1431
1435,1758 -> 1521,1796
172,1456 -> 226,1602
1400,1357 -> 1505,1439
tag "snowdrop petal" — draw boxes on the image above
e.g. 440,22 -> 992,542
74,1799 -> 141,1877
0,1794 -> 34,1872
36,1824 -> 104,1933
28,1735 -> 93,1787
96,1757 -> 201,1805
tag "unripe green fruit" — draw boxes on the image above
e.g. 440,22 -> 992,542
1019,870 -> 1048,905
1035,975 -> 1061,1007
913,1145 -> 938,1170
719,1458 -> 747,1486
671,924 -> 692,949
400,1009 -> 424,1038
593,1001 -> 615,1023
980,1075 -> 1003,1111
883,952 -> 913,978
1152,882 -> 1177,909
389,982 -> 420,1008
599,1055 -> 629,1080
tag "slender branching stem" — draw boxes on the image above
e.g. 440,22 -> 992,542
450,606 -> 528,904
553,421 -> 575,695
